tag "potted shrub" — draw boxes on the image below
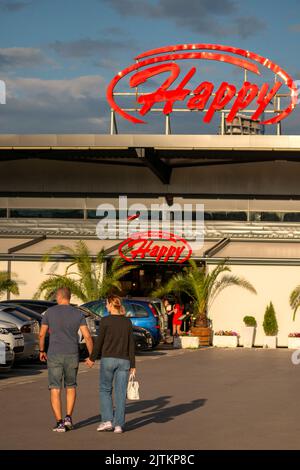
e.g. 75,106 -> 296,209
213,330 -> 239,348
288,333 -> 300,349
242,315 -> 257,348
262,302 -> 278,348
152,260 -> 256,347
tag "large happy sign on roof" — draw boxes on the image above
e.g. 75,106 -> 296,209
107,43 -> 298,126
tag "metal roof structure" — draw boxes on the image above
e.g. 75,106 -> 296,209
2,134 -> 300,185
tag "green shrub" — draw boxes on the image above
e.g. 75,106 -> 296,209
243,316 -> 257,327
263,302 -> 278,336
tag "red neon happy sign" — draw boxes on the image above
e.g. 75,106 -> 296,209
107,44 -> 298,125
118,231 -> 192,264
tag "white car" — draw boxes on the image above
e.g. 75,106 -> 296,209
0,339 -> 15,369
0,320 -> 24,360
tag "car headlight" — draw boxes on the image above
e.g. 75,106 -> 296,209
0,328 -> 9,334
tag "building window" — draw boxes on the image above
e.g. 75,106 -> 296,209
250,212 -> 282,222
10,209 -> 84,219
283,213 -> 300,223
0,209 -> 7,217
204,211 -> 247,221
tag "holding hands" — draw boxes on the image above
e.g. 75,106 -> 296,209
85,357 -> 95,368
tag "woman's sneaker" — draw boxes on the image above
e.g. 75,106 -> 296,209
64,416 -> 74,431
114,426 -> 123,434
52,421 -> 66,432
97,421 -> 113,432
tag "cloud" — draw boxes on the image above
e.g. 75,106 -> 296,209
0,47 -> 49,71
103,0 -> 265,38
0,75 -> 110,133
232,16 -> 266,39
49,37 -> 134,59
101,0 -> 158,17
0,0 -> 32,11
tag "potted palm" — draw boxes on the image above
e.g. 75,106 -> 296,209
262,302 -> 278,348
34,240 -> 136,301
242,315 -> 257,348
152,260 -> 256,347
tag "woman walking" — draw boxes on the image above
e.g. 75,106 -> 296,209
86,295 -> 136,434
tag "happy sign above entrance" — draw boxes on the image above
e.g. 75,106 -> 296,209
106,44 -> 298,126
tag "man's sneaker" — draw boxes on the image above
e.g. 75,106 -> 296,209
64,416 -> 74,431
97,421 -> 113,432
52,421 -> 66,432
114,426 -> 123,434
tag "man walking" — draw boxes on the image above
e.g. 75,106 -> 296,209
39,287 -> 93,432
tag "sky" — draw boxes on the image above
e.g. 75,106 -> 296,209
0,0 -> 300,134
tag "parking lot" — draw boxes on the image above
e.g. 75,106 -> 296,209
2,347 -> 300,450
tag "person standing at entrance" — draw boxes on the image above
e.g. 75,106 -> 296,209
39,287 -> 93,432
173,299 -> 183,336
85,295 -> 136,434
164,298 -> 174,336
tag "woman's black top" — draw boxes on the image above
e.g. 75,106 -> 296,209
90,314 -> 135,368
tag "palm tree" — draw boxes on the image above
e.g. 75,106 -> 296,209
289,285 -> 300,321
34,240 -> 136,302
0,271 -> 21,299
152,259 -> 257,327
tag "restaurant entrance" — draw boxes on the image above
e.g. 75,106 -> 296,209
107,259 -> 205,297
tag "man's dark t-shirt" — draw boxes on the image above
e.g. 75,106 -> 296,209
42,305 -> 87,356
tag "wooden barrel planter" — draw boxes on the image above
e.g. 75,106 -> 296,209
191,326 -> 212,346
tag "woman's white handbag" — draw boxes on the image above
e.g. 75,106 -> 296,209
127,374 -> 140,400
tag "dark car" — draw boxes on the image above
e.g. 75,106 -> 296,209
82,298 -> 162,346
4,300 -> 57,315
0,303 -> 42,323
133,326 -> 153,351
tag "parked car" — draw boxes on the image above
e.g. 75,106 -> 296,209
0,306 -> 40,360
0,340 -> 14,370
82,298 -> 162,346
126,297 -> 167,338
133,325 -> 153,351
75,306 -> 99,357
0,303 -> 42,323
3,300 -> 56,314
0,319 -> 24,360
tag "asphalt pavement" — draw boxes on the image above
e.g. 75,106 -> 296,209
1,347 -> 300,450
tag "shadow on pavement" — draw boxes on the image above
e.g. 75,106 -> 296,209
136,351 -> 167,357
126,398 -> 207,430
74,396 -> 206,431
126,395 -> 172,414
0,361 -> 47,380
75,415 -> 100,429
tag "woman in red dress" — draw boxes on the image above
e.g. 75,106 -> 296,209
172,300 -> 183,336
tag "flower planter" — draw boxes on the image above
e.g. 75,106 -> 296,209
263,336 -> 277,349
242,326 -> 255,348
173,336 -> 199,349
288,337 -> 300,349
213,335 -> 239,348
191,326 -> 212,346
